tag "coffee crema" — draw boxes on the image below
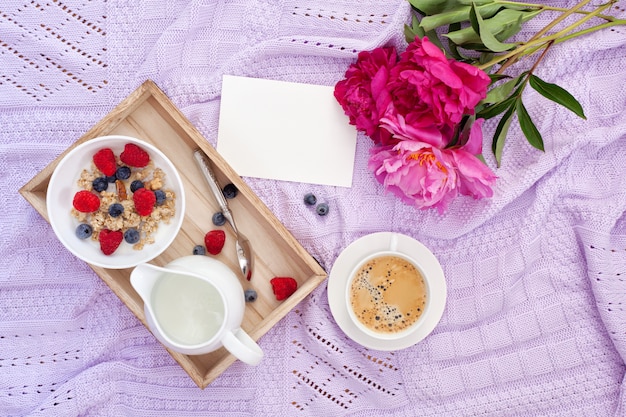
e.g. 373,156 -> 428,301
349,255 -> 427,334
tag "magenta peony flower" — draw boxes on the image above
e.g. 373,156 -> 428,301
385,37 -> 491,141
368,120 -> 496,213
334,47 -> 399,146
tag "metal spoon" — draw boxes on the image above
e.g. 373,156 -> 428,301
193,149 -> 253,280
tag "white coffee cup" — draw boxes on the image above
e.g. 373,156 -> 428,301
345,250 -> 431,340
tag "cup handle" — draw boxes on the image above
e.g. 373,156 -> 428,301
222,328 -> 264,366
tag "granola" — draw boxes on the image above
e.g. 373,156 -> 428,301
71,147 -> 177,254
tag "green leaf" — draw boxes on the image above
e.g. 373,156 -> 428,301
446,8 -> 538,47
405,14 -> 425,43
481,74 -> 524,105
479,51 -> 494,65
419,4 -> 501,32
516,99 -> 544,151
489,74 -> 512,83
477,93 -> 518,119
492,104 -> 516,166
496,9 -> 541,40
469,4 -> 517,52
529,74 -> 586,119
447,23 -> 470,61
409,0 -> 494,15
425,28 -> 446,51
468,3 -> 481,36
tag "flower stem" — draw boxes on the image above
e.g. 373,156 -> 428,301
522,19 -> 626,56
478,0 -> 623,71
525,0 -> 593,42
494,0 -> 618,21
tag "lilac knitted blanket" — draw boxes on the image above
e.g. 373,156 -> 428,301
2,0 -> 626,416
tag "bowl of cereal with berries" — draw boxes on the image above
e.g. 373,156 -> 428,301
47,135 -> 185,269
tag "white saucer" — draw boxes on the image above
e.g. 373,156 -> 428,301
327,232 -> 446,351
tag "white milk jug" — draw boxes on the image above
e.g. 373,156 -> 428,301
130,255 -> 263,365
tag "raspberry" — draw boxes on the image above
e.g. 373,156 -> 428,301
72,190 -> 100,213
98,229 -> 123,255
133,188 -> 156,216
120,143 -> 150,167
92,148 -> 117,176
204,230 -> 226,255
270,277 -> 298,301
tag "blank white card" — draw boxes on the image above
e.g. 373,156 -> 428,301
216,75 -> 357,187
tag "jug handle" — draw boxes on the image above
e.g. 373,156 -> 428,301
222,328 -> 264,366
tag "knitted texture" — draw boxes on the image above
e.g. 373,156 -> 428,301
2,0 -> 626,415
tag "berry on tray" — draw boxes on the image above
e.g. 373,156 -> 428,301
212,211 -> 226,226
270,277 -> 298,301
204,230 -> 226,255
192,245 -> 206,255
99,229 -> 123,255
222,183 -> 238,199
120,143 -> 150,167
244,289 -> 258,302
133,188 -> 156,216
93,148 -> 117,176
73,190 -> 101,213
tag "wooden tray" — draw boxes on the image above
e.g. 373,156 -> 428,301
19,80 -> 327,389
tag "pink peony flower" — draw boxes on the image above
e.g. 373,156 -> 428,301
369,141 -> 459,213
368,120 -> 496,213
334,47 -> 399,146
384,37 -> 491,141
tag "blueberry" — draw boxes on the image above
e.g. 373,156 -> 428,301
108,203 -> 124,217
222,183 -> 238,199
75,223 -> 93,239
244,289 -> 258,302
192,245 -> 206,255
92,177 -> 109,192
106,175 -> 117,183
116,166 -> 131,180
154,189 -> 166,206
304,193 -> 317,206
316,202 -> 329,216
124,228 -> 140,244
212,211 -> 226,226
130,180 -> 144,193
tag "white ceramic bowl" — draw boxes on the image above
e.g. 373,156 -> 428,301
47,135 -> 186,269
